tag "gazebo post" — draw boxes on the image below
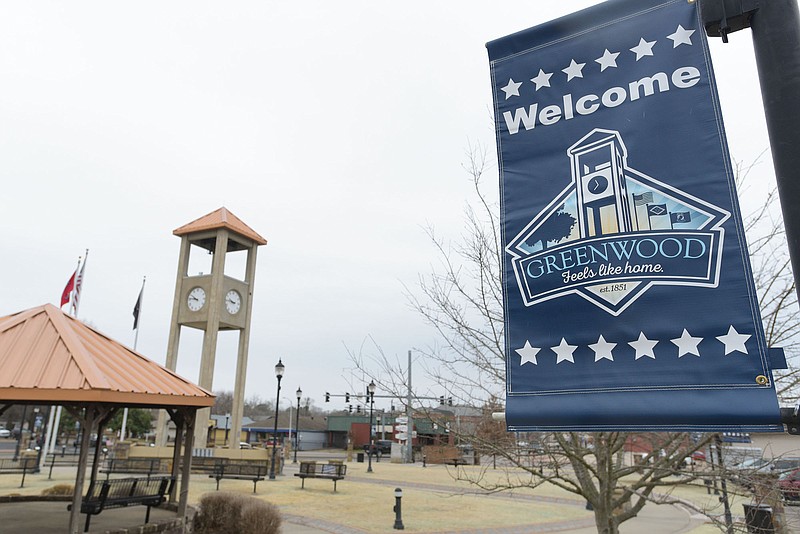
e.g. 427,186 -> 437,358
178,408 -> 195,520
88,409 -> 116,485
67,405 -> 100,534
167,408 -> 184,504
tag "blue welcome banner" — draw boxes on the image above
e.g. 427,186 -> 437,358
488,0 -> 783,431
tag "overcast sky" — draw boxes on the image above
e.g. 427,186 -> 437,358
0,1 -> 777,413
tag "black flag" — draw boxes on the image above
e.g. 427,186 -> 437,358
133,286 -> 143,330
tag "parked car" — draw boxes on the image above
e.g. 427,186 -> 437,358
376,440 -> 393,454
0,428 -> 10,438
779,468 -> 800,502
771,458 -> 800,474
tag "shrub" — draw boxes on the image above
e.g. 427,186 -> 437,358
239,499 -> 281,534
41,484 -> 74,496
194,492 -> 281,534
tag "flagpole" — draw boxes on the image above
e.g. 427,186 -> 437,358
122,276 -> 146,442
44,255 -> 81,464
57,250 -> 86,450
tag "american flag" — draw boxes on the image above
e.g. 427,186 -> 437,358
633,192 -> 654,206
71,250 -> 88,316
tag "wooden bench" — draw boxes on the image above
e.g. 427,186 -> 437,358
444,458 -> 468,467
209,462 -> 268,493
0,457 -> 38,488
69,475 -> 173,532
294,461 -> 346,492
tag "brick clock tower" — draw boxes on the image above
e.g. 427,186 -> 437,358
156,207 -> 267,447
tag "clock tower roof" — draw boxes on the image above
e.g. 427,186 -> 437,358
173,207 -> 267,247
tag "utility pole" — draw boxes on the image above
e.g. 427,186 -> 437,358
406,350 -> 414,464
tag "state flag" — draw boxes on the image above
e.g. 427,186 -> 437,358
647,204 -> 668,216
60,270 -> 76,308
670,211 -> 692,223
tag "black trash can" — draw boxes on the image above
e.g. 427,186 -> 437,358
357,452 -> 365,463
743,503 -> 775,534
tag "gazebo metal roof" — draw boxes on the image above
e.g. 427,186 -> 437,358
0,304 -> 214,407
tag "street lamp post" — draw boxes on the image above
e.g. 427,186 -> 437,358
224,413 -> 230,447
293,387 -> 302,463
367,380 -> 376,473
269,359 -> 284,480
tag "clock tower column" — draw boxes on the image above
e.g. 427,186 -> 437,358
156,208 -> 267,448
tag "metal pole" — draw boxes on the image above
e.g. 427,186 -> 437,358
406,350 -> 413,464
368,391 -> 374,473
294,393 -> 301,463
269,375 -> 282,480
749,0 -> 800,307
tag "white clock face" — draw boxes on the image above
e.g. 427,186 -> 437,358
582,169 -> 613,201
225,290 -> 242,315
187,287 -> 206,312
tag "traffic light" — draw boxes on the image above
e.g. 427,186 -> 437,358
439,396 -> 445,405
448,397 -> 453,406
325,392 -> 330,402
357,405 -> 361,414
391,404 -> 395,412
348,405 -> 353,413
345,393 -> 350,403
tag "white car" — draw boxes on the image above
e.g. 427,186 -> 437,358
0,429 -> 11,438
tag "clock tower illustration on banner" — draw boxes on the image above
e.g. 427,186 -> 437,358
571,130 -> 632,238
506,127 -> 730,315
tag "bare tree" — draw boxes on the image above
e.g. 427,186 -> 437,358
352,144 -> 798,534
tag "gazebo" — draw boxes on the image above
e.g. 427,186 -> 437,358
0,304 -> 215,534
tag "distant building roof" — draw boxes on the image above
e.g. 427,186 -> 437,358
173,207 -> 267,246
211,414 -> 254,429
0,304 -> 215,408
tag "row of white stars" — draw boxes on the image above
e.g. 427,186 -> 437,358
500,24 -> 696,100
515,325 -> 751,366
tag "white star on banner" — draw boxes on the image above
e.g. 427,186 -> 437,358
667,25 -> 695,47
595,49 -> 620,72
552,338 -> 577,364
530,69 -> 553,91
671,328 -> 702,357
515,340 -> 540,365
630,37 -> 656,61
589,335 -> 616,362
629,332 -> 658,360
500,78 -> 522,99
562,59 -> 586,81
716,325 -> 751,355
